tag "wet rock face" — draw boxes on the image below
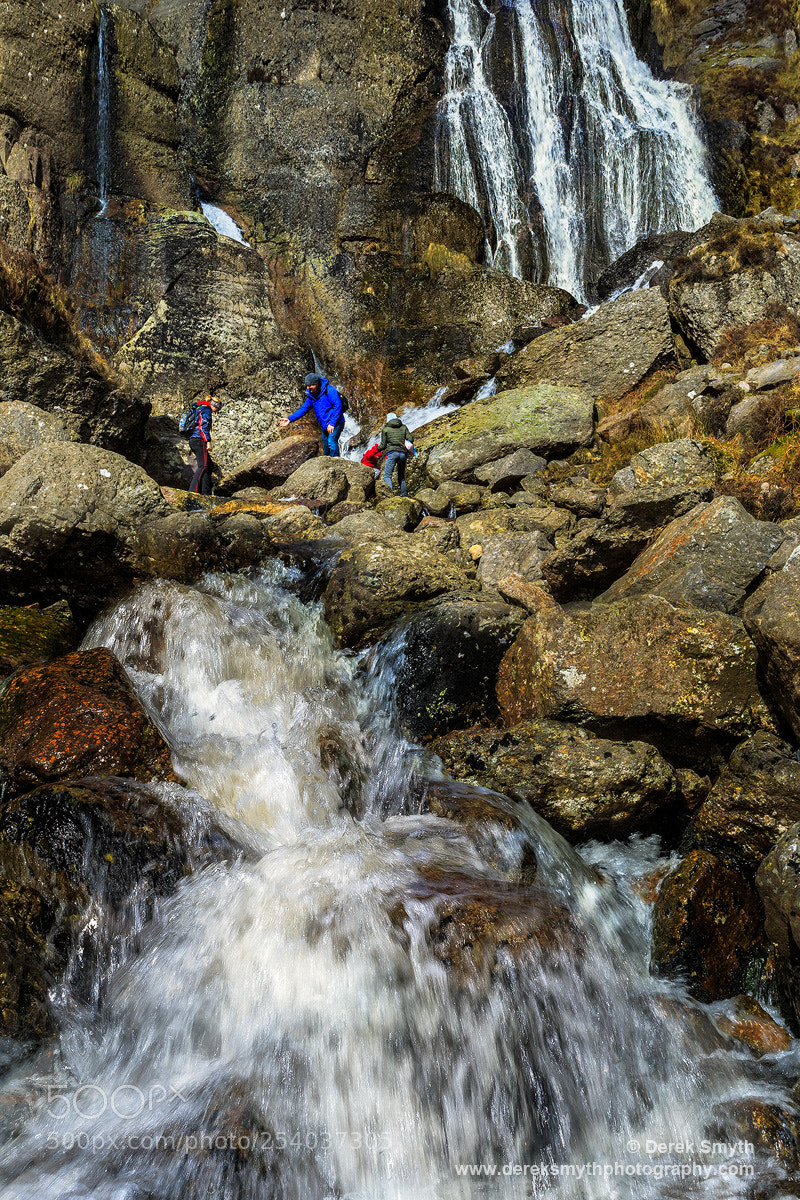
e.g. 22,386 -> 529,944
756,823 -> 800,1030
688,732 -> 800,875
496,593 -> 772,767
743,558 -> 800,740
387,596 -> 525,740
0,315 -> 146,453
0,647 -> 175,796
216,435 -> 319,494
651,849 -> 764,1002
324,538 -> 477,649
430,719 -> 680,842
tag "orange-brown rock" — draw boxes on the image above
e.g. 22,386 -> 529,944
0,647 -> 175,793
651,850 -> 764,1001
716,996 -> 792,1057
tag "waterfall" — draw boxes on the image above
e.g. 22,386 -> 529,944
96,8 -> 111,213
0,566 -> 793,1198
434,0 -> 717,300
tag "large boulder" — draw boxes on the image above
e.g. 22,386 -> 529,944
430,719 -> 679,841
651,850 -> 764,1002
0,646 -> 175,796
455,505 -> 573,548
599,497 -> 784,614
476,532 -> 553,590
609,439 -> 718,495
0,442 -> 169,611
668,224 -> 800,357
387,595 -> 525,739
497,592 -> 772,765
324,540 -> 477,648
0,401 -> 79,476
278,457 -> 375,506
217,435 -> 320,493
495,289 -> 675,403
687,732 -> 800,875
743,558 -> 800,740
414,384 -> 594,487
541,485 -> 713,601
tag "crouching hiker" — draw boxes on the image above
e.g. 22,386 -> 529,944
189,394 -> 222,494
378,413 -> 414,496
279,373 -> 345,456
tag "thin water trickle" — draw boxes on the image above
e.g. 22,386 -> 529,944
0,566 -> 795,1198
96,9 -> 111,213
435,0 -> 717,300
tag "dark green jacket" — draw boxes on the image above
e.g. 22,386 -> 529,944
378,418 -> 413,453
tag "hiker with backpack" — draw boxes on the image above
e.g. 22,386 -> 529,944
279,373 -> 345,457
378,412 -> 414,497
185,394 -> 222,494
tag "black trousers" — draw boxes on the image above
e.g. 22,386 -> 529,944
189,437 -> 212,494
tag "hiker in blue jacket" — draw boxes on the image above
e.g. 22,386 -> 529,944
189,394 -> 222,494
280,373 -> 345,456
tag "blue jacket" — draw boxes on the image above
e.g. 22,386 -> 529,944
193,399 -> 214,442
288,378 -> 343,430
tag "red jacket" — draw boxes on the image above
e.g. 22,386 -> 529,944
361,444 -> 384,468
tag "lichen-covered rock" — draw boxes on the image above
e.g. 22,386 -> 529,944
0,603 -> 78,677
0,442 -> 169,611
415,384 -> 594,486
541,486 -> 712,601
497,594 -> 772,764
430,719 -> 679,841
496,289 -> 675,403
0,401 -> 79,476
668,227 -> 800,357
455,505 -> 573,548
216,435 -> 320,494
599,497 -> 784,613
324,540 -> 477,649
278,457 -> 375,506
743,558 -> 800,740
374,496 -> 423,531
688,732 -> 800,875
387,595 -> 525,738
474,448 -> 546,492
619,438 -> 718,492
476,532 -> 552,590
651,850 -> 764,1002
0,647 -> 175,794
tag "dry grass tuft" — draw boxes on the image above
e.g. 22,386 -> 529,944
672,227 -> 784,287
711,303 -> 800,369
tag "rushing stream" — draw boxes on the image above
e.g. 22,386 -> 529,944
0,566 -> 796,1198
435,0 -> 717,299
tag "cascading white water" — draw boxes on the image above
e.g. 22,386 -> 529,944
0,565 -> 794,1198
96,9 -> 111,213
435,0 -> 717,300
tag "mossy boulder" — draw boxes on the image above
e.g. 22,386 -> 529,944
0,603 -> 78,676
743,557 -> 800,741
0,647 -> 175,795
414,383 -> 594,487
